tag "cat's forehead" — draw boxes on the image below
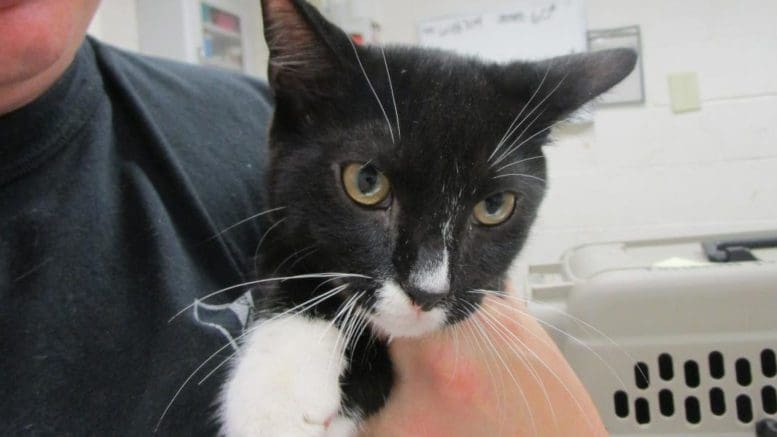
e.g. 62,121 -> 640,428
332,48 -> 541,184
341,48 -> 522,162
376,47 -> 512,132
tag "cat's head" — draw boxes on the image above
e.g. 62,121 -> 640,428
260,0 -> 636,338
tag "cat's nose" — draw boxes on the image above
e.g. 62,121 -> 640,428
404,285 -> 447,311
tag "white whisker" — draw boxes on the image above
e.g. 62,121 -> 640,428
261,283 -> 351,327
445,323 -> 462,383
491,73 -> 569,167
468,307 -> 537,437
311,276 -> 347,295
491,109 -> 546,166
344,294 -> 368,354
350,307 -> 371,356
197,350 -> 237,386
154,341 -> 234,432
285,247 -> 320,272
478,302 -> 600,434
494,156 -> 546,173
492,173 -> 547,183
348,38 -> 395,144
474,305 -> 558,430
380,46 -> 401,141
489,65 -> 551,162
329,293 -> 360,371
272,245 -> 317,275
461,317 -> 504,409
470,289 -> 629,390
204,206 -> 285,242
345,295 -> 363,350
320,290 -> 357,345
254,217 -> 287,259
493,117 -> 565,167
168,273 -> 369,323
460,307 -> 512,427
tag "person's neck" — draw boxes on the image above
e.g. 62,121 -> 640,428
0,44 -> 78,116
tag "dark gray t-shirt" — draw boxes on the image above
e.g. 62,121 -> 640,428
0,38 -> 272,435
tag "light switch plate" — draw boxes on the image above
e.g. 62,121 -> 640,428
668,72 -> 701,113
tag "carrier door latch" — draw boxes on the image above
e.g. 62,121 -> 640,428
702,237 -> 777,262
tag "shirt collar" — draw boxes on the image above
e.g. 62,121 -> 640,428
0,39 -> 103,185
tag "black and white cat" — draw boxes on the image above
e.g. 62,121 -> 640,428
220,0 -> 636,435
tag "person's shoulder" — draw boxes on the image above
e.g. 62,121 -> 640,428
86,39 -> 273,271
88,37 -> 273,118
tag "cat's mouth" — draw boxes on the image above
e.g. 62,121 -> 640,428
365,280 -> 448,339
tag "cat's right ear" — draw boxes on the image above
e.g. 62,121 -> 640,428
497,49 -> 637,121
261,0 -> 351,93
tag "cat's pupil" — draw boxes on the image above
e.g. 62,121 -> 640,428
485,193 -> 504,215
357,165 -> 379,195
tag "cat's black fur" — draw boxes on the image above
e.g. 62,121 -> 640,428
250,0 -> 636,423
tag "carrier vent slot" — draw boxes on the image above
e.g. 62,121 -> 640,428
685,396 -> 701,424
659,389 -> 674,417
762,349 -> 776,378
658,353 -> 674,380
709,387 -> 726,416
635,362 -> 650,389
614,390 -> 629,418
635,397 -> 650,424
736,358 -> 753,386
709,351 -> 725,379
736,394 -> 753,423
763,386 -> 777,415
684,360 -> 700,388
622,352 -> 775,427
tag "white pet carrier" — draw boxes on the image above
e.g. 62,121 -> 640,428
526,232 -> 777,436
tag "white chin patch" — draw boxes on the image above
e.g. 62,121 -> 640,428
368,280 -> 447,338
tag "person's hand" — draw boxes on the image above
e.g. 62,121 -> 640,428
360,284 -> 607,436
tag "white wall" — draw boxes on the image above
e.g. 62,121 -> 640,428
243,0 -> 268,78
372,0 -> 777,268
88,0 -> 140,52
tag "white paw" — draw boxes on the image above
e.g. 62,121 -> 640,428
220,315 -> 350,437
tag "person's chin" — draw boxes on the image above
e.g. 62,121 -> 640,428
0,0 -> 96,84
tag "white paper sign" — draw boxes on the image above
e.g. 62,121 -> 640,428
418,0 -> 587,63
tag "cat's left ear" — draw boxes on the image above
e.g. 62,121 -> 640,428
260,0 -> 353,94
500,48 -> 638,118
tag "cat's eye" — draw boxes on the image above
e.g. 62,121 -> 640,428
473,192 -> 516,226
342,163 -> 391,206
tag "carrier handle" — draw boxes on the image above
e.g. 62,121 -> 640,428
702,236 -> 777,262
